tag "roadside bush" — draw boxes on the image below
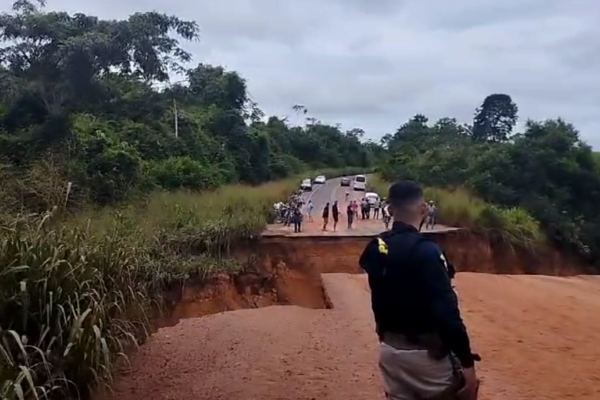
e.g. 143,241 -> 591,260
369,175 -> 544,248
0,214 -> 151,400
144,156 -> 225,190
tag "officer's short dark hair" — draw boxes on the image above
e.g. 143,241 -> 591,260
388,181 -> 424,208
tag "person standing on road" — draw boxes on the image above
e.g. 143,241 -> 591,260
359,181 -> 480,400
306,200 -> 314,222
360,198 -> 367,219
292,205 -> 303,233
382,200 -> 391,230
352,200 -> 359,218
346,202 -> 355,230
426,200 -> 437,230
322,202 -> 330,231
332,200 -> 340,232
373,199 -> 381,219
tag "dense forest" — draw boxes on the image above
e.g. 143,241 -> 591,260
0,0 -> 379,212
378,93 -> 600,266
0,3 -> 381,399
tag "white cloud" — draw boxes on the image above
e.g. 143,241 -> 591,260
4,0 -> 600,146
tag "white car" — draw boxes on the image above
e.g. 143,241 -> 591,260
300,178 -> 312,191
353,174 -> 367,191
365,192 -> 380,205
314,175 -> 326,184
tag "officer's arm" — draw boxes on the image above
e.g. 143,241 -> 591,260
416,242 -> 474,368
359,238 -> 385,340
359,238 -> 380,274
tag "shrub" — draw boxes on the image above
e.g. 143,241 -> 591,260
144,156 -> 226,191
0,214 -> 152,400
369,174 -> 544,248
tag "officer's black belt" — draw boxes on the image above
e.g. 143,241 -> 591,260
381,332 -> 430,351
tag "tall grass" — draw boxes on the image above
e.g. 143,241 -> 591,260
0,167 -> 363,400
369,175 -> 545,248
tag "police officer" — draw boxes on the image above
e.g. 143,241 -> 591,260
359,181 -> 479,400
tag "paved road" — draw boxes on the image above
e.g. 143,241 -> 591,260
264,176 -> 458,236
299,176 -> 346,211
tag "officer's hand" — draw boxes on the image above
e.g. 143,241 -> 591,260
457,367 -> 479,400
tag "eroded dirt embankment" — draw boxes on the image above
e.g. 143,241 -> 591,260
98,228 -> 600,400
257,229 -> 588,277
163,230 -> 589,323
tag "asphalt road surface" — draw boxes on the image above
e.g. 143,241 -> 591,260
265,176 -> 457,236
299,176 -> 349,210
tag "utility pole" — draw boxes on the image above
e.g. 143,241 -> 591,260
163,78 -> 186,138
173,99 -> 179,138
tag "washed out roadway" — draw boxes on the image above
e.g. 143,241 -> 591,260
98,273 -> 600,400
98,176 -> 600,400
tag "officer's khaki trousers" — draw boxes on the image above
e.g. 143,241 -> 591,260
379,342 -> 457,400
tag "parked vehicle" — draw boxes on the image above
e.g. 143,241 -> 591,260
353,174 -> 367,191
300,178 -> 312,191
314,175 -> 326,184
365,192 -> 380,205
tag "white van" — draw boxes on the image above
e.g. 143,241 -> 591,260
353,174 -> 367,191
300,178 -> 312,191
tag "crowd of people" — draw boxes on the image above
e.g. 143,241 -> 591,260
272,191 -> 306,233
325,197 -> 391,231
273,190 -> 437,233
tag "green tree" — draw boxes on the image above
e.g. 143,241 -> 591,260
379,105 -> 600,268
0,0 -> 380,208
472,93 -> 518,142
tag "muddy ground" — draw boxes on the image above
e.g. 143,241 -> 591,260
95,177 -> 600,400
98,271 -> 600,400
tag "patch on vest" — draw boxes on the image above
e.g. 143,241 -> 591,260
439,252 -> 448,271
377,238 -> 388,255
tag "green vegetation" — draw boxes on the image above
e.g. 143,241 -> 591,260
0,1 -> 380,212
377,93 -> 600,260
369,175 -> 544,248
0,1 -> 379,398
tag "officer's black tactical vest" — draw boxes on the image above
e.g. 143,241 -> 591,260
361,229 -> 454,336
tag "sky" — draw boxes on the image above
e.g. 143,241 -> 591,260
4,0 -> 600,146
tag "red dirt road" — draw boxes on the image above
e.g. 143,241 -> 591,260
100,273 -> 600,400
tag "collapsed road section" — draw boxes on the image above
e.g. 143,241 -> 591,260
95,231 -> 598,400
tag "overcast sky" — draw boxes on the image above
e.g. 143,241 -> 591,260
5,0 -> 600,146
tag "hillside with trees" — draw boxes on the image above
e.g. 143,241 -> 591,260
0,0 -> 379,212
0,2 -> 383,399
378,93 -> 600,267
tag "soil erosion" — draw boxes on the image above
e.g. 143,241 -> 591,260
97,177 -> 600,400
